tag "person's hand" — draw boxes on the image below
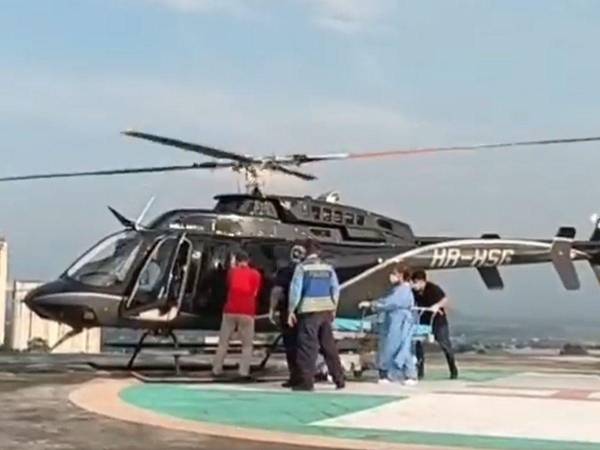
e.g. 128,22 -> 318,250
287,312 -> 297,328
268,308 -> 278,326
430,304 -> 441,314
358,301 -> 371,310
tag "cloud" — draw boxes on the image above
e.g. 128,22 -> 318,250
142,0 -> 250,16
0,68 -> 431,202
0,69 -> 425,155
305,0 -> 397,34
139,0 -> 396,34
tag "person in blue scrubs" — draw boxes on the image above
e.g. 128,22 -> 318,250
360,264 -> 417,385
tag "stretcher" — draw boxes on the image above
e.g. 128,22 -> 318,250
333,306 -> 437,343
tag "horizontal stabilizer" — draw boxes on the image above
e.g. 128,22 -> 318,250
551,233 -> 580,290
477,267 -> 504,290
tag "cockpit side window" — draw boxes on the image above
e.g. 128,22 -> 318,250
136,237 -> 179,297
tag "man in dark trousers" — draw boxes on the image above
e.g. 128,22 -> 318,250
411,270 -> 458,380
269,258 -> 300,387
287,240 -> 345,391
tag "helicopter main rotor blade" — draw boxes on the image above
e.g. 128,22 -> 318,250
122,130 -> 255,163
345,136 -> 600,160
269,164 -> 317,180
0,162 -> 233,182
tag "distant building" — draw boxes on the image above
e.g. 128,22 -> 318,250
10,280 -> 101,353
0,238 -> 100,353
0,239 -> 6,347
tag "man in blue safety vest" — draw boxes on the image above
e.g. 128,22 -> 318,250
287,240 -> 345,391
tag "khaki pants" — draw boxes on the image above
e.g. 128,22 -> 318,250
212,314 -> 255,377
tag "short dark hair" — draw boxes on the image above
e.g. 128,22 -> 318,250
236,250 -> 250,263
411,270 -> 427,281
305,239 -> 321,255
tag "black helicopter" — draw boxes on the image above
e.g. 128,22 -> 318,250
3,131 -> 600,359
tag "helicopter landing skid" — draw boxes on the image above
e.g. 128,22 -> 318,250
50,327 -> 83,352
126,329 -> 179,371
257,333 -> 283,371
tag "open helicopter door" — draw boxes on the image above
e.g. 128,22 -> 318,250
122,233 -> 193,322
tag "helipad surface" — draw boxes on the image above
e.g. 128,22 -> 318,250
71,368 -> 600,450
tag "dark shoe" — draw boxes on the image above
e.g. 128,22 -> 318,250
291,385 -> 314,392
450,371 -> 459,380
314,372 -> 328,382
281,380 -> 300,388
236,375 -> 255,383
335,381 -> 346,390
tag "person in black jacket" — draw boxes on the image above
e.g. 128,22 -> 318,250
411,270 -> 458,379
269,260 -> 299,387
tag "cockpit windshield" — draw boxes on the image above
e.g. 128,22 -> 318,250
66,231 -> 145,287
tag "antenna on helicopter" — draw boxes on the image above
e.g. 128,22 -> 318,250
136,196 -> 155,228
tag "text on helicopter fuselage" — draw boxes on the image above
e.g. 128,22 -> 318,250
429,247 -> 515,268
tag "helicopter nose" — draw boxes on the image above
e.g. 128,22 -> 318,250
24,287 -> 59,321
22,282 -> 99,328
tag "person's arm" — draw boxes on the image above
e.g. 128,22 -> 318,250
269,286 -> 283,323
269,286 -> 283,311
253,270 -> 262,300
330,268 -> 340,307
431,284 -> 449,314
288,265 -> 304,315
373,288 -> 400,312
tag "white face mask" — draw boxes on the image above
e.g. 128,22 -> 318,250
389,273 -> 400,284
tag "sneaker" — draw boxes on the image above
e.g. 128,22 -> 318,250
378,378 -> 391,384
403,379 -> 418,386
335,381 -> 346,390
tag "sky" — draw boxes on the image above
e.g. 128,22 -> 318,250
2,0 -> 600,324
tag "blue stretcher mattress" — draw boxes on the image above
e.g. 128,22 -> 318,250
333,317 -> 432,337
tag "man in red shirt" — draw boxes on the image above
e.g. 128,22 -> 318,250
212,251 -> 262,379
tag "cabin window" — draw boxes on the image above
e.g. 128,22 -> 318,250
377,219 -> 393,231
356,215 -> 365,226
300,202 -> 309,217
258,201 -> 278,219
214,199 -> 244,213
323,208 -> 332,222
238,200 -> 278,219
311,228 -> 332,238
333,210 -> 343,224
311,206 -> 321,220
344,212 -> 355,225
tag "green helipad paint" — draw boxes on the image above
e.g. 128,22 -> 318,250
121,384 -> 599,450
121,385 -> 398,429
